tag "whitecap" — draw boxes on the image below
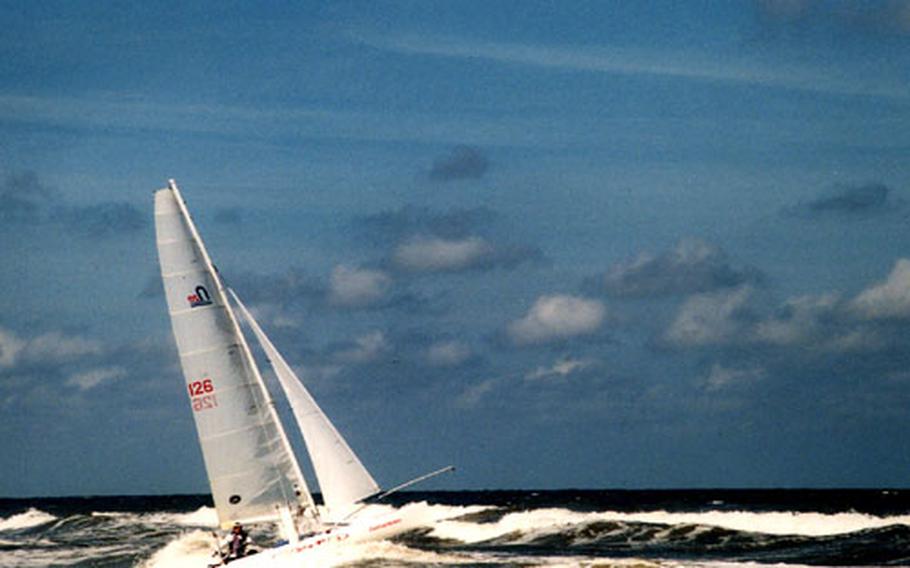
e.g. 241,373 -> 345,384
0,509 -> 57,532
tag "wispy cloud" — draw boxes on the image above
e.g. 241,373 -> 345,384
429,145 -> 490,182
0,93 -> 539,147
0,326 -> 103,369
784,183 -> 901,218
332,330 -> 390,364
754,0 -> 910,36
66,366 -> 126,391
355,205 -> 497,244
700,363 -> 765,391
0,170 -> 146,238
425,340 -> 472,367
525,357 -> 596,381
361,33 -> 910,100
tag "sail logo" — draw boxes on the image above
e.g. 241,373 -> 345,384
187,285 -> 213,308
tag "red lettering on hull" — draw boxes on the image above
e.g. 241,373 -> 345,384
369,518 -> 402,532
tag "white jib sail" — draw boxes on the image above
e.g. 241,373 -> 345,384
229,290 -> 381,518
155,181 -> 315,530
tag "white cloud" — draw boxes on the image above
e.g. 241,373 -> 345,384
754,293 -> 840,346
66,366 -> 126,391
364,34 -> 908,100
0,327 -> 102,368
24,331 -> 103,360
245,303 -> 300,329
455,378 -> 499,408
508,294 -> 605,345
665,286 -> 752,347
0,327 -> 25,368
851,258 -> 910,319
393,235 -> 493,272
426,341 -> 471,367
335,331 -> 389,363
525,357 -> 595,381
328,265 -> 392,308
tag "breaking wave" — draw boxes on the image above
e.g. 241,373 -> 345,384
0,508 -> 58,532
3,491 -> 910,566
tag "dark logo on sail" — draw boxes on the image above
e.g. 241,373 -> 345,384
187,285 -> 213,308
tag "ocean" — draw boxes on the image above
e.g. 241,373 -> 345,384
2,490 -> 910,567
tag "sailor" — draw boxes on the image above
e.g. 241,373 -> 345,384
221,523 -> 249,563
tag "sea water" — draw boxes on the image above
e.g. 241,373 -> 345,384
1,490 -> 909,567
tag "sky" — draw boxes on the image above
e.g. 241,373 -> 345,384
2,0 -> 910,497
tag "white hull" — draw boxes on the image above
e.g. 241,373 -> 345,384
226,510 -> 415,567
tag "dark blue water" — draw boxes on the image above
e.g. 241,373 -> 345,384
2,490 -> 909,567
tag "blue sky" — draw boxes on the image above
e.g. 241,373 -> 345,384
2,1 -> 910,496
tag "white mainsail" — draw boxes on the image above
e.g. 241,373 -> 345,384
229,290 -> 381,518
154,181 -> 316,531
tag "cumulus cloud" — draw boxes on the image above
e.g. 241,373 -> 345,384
66,366 -> 126,390
754,293 -> 841,345
664,286 -> 754,347
328,265 -> 392,308
393,236 -> 493,272
598,238 -> 762,298
755,294 -> 884,353
508,295 -> 606,345
663,284 -> 888,356
429,145 -> 490,181
852,258 -> 910,319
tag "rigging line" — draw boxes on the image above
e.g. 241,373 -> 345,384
340,466 -> 456,522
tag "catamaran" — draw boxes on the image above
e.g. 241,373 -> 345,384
154,180 -> 452,566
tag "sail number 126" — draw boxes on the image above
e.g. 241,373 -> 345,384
188,378 -> 218,412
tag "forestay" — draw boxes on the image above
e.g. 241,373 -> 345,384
154,181 -> 315,529
230,290 -> 381,518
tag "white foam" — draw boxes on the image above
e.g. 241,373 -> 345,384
89,506 -> 218,529
0,508 -> 57,531
139,529 -> 221,568
141,506 -> 220,528
596,509 -> 910,537
429,506 -> 910,543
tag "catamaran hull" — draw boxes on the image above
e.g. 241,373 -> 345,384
224,511 -> 413,567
